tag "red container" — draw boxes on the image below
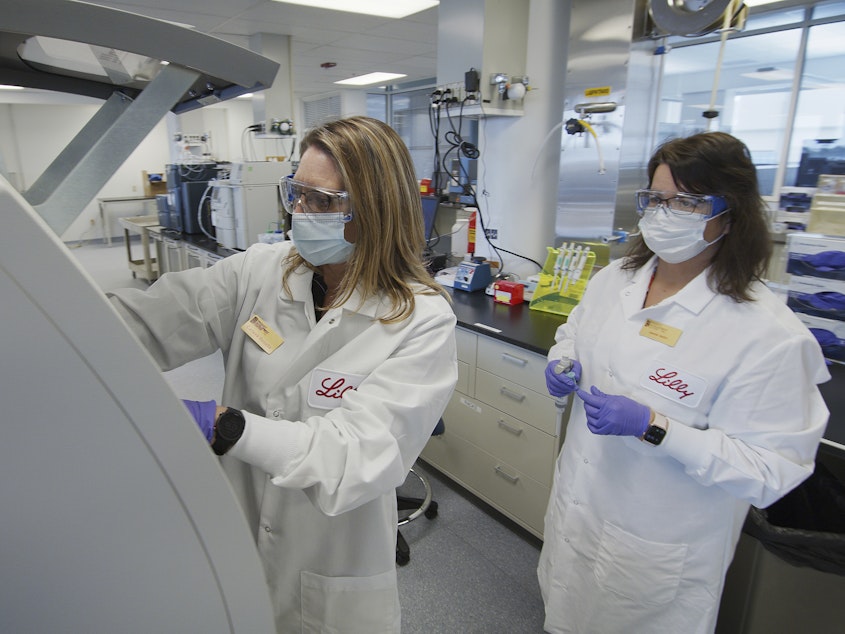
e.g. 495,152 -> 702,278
493,280 -> 524,305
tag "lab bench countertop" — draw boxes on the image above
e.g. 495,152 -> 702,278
445,287 -> 565,355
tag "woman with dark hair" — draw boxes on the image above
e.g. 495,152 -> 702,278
109,116 -> 458,632
539,131 -> 829,633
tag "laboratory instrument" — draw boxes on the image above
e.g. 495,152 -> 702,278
454,259 -> 492,292
0,174 -> 275,632
211,161 -> 290,250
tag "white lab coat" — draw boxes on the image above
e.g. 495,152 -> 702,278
109,241 -> 458,633
538,256 -> 829,634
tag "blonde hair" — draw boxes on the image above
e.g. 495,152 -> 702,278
282,116 -> 448,322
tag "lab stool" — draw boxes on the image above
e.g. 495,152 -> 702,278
396,418 -> 444,566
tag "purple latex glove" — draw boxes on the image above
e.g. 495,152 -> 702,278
576,386 -> 651,437
182,399 -> 217,442
545,359 -> 582,398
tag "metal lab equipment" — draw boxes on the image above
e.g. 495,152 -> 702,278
211,161 -> 290,250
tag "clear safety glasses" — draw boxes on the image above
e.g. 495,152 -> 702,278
635,189 -> 728,220
279,175 -> 353,222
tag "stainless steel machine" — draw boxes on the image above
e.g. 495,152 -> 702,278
210,161 -> 290,250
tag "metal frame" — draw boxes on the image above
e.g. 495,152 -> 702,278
0,0 -> 280,236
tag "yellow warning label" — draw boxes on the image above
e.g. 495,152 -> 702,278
584,86 -> 612,98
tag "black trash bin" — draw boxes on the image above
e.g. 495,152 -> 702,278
716,460 -> 845,633
744,461 -> 845,575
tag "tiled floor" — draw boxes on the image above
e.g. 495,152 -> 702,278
70,238 -> 549,633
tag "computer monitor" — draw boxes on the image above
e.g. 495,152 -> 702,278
421,195 -> 439,245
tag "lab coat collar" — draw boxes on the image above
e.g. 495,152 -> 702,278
284,263 -> 386,320
621,256 -> 719,318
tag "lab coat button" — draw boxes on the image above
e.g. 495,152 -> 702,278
564,537 -> 570,543
263,525 -> 272,533
583,458 -> 589,464
273,410 -> 281,418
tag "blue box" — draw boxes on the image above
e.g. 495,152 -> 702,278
787,275 -> 845,321
786,233 -> 845,281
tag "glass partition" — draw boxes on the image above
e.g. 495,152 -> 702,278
656,2 -> 845,198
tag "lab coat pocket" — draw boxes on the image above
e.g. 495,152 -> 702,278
593,521 -> 687,606
301,568 -> 400,634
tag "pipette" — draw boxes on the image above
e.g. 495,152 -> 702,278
559,245 -> 581,291
552,356 -> 576,416
564,246 -> 590,292
551,243 -> 568,289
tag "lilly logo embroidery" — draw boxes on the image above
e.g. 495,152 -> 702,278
640,362 -> 706,408
308,369 -> 365,409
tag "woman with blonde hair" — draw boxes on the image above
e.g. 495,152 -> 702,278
109,116 -> 458,632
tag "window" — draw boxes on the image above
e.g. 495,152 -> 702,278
655,2 -> 845,197
388,84 -> 438,181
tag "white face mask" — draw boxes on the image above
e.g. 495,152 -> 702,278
638,208 -> 727,264
289,213 -> 355,266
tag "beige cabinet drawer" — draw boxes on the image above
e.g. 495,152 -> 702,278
421,430 -> 550,537
455,359 -> 471,395
444,393 -> 557,486
475,368 -> 558,436
476,336 -> 548,395
455,326 -> 477,365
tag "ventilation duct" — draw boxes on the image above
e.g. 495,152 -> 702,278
647,0 -> 747,37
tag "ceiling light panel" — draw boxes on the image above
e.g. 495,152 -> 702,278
273,0 -> 438,19
335,72 -> 406,86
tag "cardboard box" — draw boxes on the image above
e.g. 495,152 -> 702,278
142,170 -> 167,197
808,176 -> 845,235
786,233 -> 845,280
795,312 -> 845,362
787,275 -> 845,321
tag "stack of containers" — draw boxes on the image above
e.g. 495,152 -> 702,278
785,232 -> 845,362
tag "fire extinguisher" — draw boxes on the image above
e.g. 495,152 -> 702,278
467,210 -> 477,257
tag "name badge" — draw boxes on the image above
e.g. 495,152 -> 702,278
640,362 -> 706,408
639,318 -> 682,347
308,369 -> 366,409
241,314 -> 284,354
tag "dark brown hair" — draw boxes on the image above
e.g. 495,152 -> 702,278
624,131 -> 772,302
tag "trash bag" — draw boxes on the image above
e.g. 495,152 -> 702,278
743,462 -> 845,576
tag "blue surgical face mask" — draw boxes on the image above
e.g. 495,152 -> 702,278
289,212 -> 355,266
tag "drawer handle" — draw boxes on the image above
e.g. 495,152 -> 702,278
497,419 -> 524,436
499,387 -> 526,402
501,353 -> 528,367
494,465 -> 520,484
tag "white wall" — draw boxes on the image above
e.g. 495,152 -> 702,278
0,100 -> 170,242
0,96 -> 284,243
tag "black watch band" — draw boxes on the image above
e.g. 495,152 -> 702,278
212,407 -> 245,456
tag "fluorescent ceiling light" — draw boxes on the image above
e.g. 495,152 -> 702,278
743,0 -> 784,6
272,0 -> 438,19
335,72 -> 406,86
741,66 -> 794,81
0,85 -> 23,90
236,93 -> 254,99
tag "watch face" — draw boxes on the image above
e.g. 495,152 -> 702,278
217,410 -> 245,441
643,424 -> 667,446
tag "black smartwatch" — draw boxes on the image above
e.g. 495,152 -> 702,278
641,412 -> 669,446
212,407 -> 245,456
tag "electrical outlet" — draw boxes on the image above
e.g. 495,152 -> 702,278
485,228 -> 497,239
